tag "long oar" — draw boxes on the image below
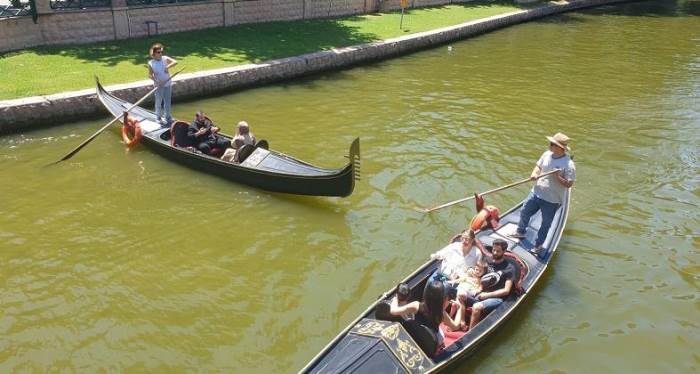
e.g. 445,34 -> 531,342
53,68 -> 184,164
422,169 -> 561,213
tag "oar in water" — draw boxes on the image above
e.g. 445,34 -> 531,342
422,169 -> 561,213
53,68 -> 184,164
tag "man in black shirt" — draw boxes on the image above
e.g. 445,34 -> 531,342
188,111 -> 231,155
468,239 -> 515,330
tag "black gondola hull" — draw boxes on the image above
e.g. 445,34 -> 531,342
96,80 -> 359,197
302,189 -> 571,373
140,134 -> 356,197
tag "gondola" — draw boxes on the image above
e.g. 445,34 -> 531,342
96,80 -> 360,197
300,188 -> 571,373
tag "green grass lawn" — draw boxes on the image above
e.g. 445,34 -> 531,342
0,2 -> 527,100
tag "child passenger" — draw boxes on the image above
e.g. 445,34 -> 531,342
390,283 -> 417,319
450,260 -> 487,331
456,260 -> 487,299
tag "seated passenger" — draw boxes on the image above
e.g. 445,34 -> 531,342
188,111 -> 231,155
390,283 -> 417,319
233,121 -> 256,149
426,229 -> 486,297
467,239 -> 514,330
392,280 -> 464,350
220,138 -> 243,163
451,260 -> 487,331
455,260 -> 487,300
221,121 -> 256,163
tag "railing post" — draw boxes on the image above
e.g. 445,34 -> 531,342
223,0 -> 235,26
34,0 -> 51,15
112,0 -> 130,39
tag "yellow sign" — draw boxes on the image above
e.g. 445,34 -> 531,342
400,0 -> 408,8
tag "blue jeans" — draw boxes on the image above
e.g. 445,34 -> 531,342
473,297 -> 503,312
426,269 -> 457,298
517,192 -> 560,247
154,84 -> 172,124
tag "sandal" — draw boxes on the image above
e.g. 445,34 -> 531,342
529,246 -> 545,256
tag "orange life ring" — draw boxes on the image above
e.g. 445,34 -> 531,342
121,116 -> 142,147
469,205 -> 500,231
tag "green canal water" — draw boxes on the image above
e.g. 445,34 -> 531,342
1,1 -> 698,372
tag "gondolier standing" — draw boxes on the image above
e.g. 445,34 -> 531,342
148,43 -> 178,126
511,132 -> 576,256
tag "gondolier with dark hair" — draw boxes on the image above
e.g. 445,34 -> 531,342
148,43 -> 178,126
188,111 -> 231,155
511,132 -> 576,256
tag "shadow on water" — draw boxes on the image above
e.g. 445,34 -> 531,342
584,0 -> 699,17
529,0 -> 695,26
530,12 -> 589,25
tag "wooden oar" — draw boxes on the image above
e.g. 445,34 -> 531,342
422,169 -> 561,213
53,68 -> 184,164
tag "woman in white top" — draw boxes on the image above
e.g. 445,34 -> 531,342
429,229 -> 486,282
221,121 -> 257,163
147,43 -> 178,126
233,121 -> 256,149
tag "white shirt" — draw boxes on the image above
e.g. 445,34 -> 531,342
148,57 -> 173,87
233,133 -> 255,149
435,242 -> 483,280
533,151 -> 576,204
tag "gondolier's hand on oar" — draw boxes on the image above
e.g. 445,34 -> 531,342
53,68 -> 184,164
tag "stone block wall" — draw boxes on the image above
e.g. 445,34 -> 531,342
231,0 -> 304,24
379,0 -> 453,12
304,0 -> 366,19
126,2 -> 225,37
37,10 -> 116,45
0,17 -> 43,52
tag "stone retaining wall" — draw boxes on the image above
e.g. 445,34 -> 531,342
0,0 -> 631,134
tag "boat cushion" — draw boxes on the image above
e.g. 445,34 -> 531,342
402,319 -> 439,357
503,254 -> 526,295
236,144 -> 255,163
210,147 -> 224,157
170,121 -> 194,148
440,324 -> 466,348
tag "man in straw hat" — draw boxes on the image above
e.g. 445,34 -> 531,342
510,132 -> 576,257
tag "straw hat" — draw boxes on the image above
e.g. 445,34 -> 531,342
546,132 -> 571,152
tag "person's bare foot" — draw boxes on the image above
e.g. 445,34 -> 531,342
459,321 -> 468,332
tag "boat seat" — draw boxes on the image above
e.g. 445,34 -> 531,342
170,121 -> 194,150
209,147 -> 225,157
402,319 -> 439,358
255,139 -> 269,150
374,301 -> 403,323
440,324 -> 466,348
503,254 -> 526,296
236,144 -> 255,163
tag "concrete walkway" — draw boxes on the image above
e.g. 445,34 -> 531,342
0,0 -> 630,134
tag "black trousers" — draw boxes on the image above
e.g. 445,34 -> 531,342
196,137 -> 231,154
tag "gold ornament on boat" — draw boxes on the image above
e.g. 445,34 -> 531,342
396,338 -> 424,369
355,321 -> 385,335
381,324 -> 400,340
